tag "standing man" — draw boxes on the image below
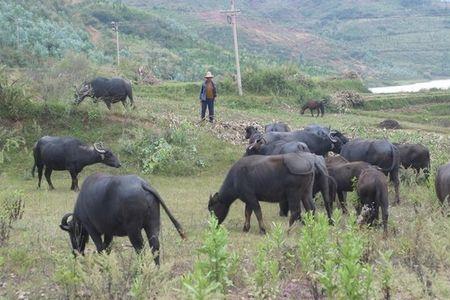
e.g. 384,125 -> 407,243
199,71 -> 217,123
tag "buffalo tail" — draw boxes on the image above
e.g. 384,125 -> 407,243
142,184 -> 187,240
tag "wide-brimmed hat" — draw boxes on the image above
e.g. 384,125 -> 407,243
204,71 -> 214,78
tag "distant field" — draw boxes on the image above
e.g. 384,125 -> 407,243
1,84 -> 450,298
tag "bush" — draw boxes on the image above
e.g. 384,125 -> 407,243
0,66 -> 33,121
0,190 -> 25,245
120,122 -> 206,176
298,211 -> 374,299
182,215 -> 237,298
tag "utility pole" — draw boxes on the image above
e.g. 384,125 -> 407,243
16,18 -> 20,49
221,0 -> 243,96
111,21 -> 120,67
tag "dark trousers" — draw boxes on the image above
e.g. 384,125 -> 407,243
201,99 -> 214,122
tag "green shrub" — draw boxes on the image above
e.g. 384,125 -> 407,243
0,190 -> 25,245
182,215 -> 236,298
120,122 -> 206,176
0,67 -> 33,121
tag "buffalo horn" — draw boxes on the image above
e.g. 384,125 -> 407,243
94,142 -> 106,154
60,213 -> 73,231
328,132 -> 338,143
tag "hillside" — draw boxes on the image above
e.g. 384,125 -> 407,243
125,0 -> 450,84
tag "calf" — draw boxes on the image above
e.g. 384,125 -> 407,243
357,168 -> 389,234
60,174 -> 186,265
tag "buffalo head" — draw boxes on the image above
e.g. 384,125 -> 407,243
60,213 -> 89,255
208,193 -> 228,224
246,133 -> 266,155
329,130 -> 348,154
356,204 -> 375,226
74,82 -> 93,105
94,142 -> 121,168
245,126 -> 259,140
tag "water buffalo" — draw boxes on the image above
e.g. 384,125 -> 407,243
356,168 -> 389,234
32,136 -> 120,191
208,153 -> 316,234
60,174 -> 186,265
74,77 -> 134,109
327,161 -> 374,213
247,127 -> 348,156
340,138 -> 400,204
246,139 -> 310,156
394,143 -> 430,181
436,162 -> 450,205
278,153 -> 336,221
265,122 -> 290,133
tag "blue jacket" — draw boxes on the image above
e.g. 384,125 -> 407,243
199,81 -> 217,101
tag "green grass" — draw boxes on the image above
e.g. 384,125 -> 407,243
1,83 -> 450,298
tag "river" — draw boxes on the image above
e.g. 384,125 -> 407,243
369,79 -> 450,94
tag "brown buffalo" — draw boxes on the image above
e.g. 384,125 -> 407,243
357,168 -> 389,234
327,161 -> 373,213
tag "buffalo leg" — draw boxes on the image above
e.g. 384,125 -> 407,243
145,217 -> 161,265
243,204 -> 252,232
390,169 -> 400,204
247,199 -> 266,234
381,203 -> 389,235
310,109 -> 314,117
84,225 -> 104,252
37,165 -> 44,188
106,102 -> 112,110
287,194 -> 302,227
279,201 -> 289,217
103,235 -> 113,254
69,171 -> 79,191
44,167 -> 55,190
128,230 -> 145,253
338,191 -> 348,214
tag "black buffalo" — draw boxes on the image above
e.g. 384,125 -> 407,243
247,126 -> 348,156
208,153 -> 316,233
436,162 -> 450,205
357,167 -> 389,234
74,77 -> 134,109
340,138 -> 400,204
394,143 -> 430,181
278,153 -> 336,221
265,122 -> 290,133
32,136 -> 120,191
246,139 -> 310,156
245,125 -> 260,140
60,174 -> 186,265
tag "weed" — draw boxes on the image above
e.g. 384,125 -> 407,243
0,190 -> 25,245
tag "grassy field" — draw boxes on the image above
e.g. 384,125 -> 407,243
1,85 -> 450,299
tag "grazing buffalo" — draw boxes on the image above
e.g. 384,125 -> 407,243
436,163 -> 450,205
74,77 -> 134,109
394,143 -> 430,181
278,153 -> 336,221
340,139 -> 400,204
301,100 -> 325,117
265,122 -> 290,133
32,136 -> 121,191
327,161 -> 373,213
247,127 -> 348,156
356,168 -> 389,234
208,153 -> 316,234
60,174 -> 186,265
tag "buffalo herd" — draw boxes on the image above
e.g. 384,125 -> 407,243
30,115 -> 448,264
